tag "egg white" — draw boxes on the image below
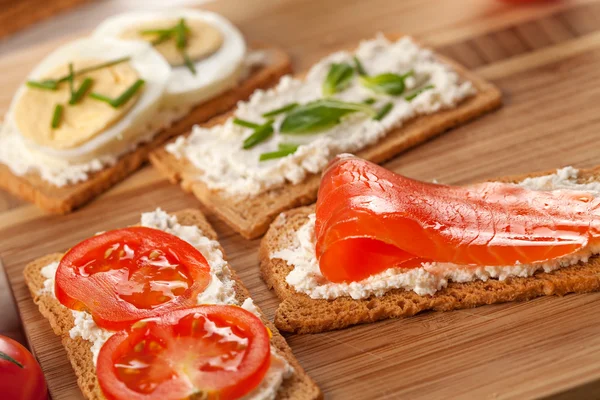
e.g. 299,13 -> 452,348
93,9 -> 247,108
7,37 -> 172,163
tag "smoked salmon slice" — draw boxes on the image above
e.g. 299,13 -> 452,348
315,155 -> 600,283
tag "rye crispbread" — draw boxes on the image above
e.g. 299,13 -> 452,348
259,167 -> 600,334
1,44 -> 291,215
23,209 -> 322,400
149,34 -> 502,240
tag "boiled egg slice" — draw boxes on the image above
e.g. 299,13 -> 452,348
93,9 -> 246,108
7,37 -> 171,163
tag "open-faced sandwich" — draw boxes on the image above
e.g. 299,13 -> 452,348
0,9 -> 290,214
151,33 -> 502,239
261,154 -> 600,333
24,208 -> 321,399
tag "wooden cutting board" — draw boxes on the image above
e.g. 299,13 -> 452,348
3,0 -> 600,399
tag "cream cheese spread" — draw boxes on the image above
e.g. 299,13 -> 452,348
272,167 -> 600,299
0,105 -> 189,186
167,34 -> 475,197
39,209 -> 291,399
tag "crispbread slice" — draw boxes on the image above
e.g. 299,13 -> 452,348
1,44 -> 291,214
259,167 -> 600,334
149,33 -> 502,239
23,209 -> 322,400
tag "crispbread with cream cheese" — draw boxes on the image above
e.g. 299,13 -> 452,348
259,167 -> 600,334
0,44 -> 291,214
23,209 -> 322,400
149,34 -> 502,239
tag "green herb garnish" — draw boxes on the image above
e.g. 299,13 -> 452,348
26,57 -> 130,92
374,102 -> 393,121
243,120 -> 274,149
175,19 -> 188,50
360,70 -> 414,96
259,143 -> 299,161
353,56 -> 367,76
175,19 -> 196,75
68,63 -> 75,98
322,62 -> 354,96
182,51 -> 197,75
233,118 -> 276,149
57,57 -> 131,83
363,98 -> 376,105
141,28 -> 178,35
262,103 -> 298,118
151,31 -> 174,46
141,24 -> 190,45
0,352 -> 23,368
51,104 -> 63,129
69,77 -> 93,105
90,79 -> 145,108
280,99 -> 375,134
26,79 -> 58,90
405,84 -> 435,101
233,118 -> 261,129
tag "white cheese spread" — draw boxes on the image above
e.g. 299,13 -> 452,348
0,105 -> 189,187
39,209 -> 291,399
272,167 -> 600,299
167,34 -> 475,197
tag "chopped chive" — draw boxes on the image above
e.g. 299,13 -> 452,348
173,19 -> 196,74
151,31 -> 174,46
26,79 -> 58,90
363,98 -> 376,105
405,84 -> 434,101
262,103 -> 298,118
278,143 -> 299,152
401,70 -> 415,80
353,56 -> 367,76
109,79 -> 145,108
57,57 -> 131,83
233,118 -> 261,129
182,51 -> 197,75
175,18 -> 188,50
374,102 -> 393,121
243,121 -> 274,149
90,79 -> 145,108
259,143 -> 299,161
69,77 -> 93,105
140,28 -> 177,35
27,57 -> 130,91
68,63 -> 75,98
51,104 -> 63,129
89,92 -> 114,105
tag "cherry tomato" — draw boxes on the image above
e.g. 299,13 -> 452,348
0,335 -> 47,400
55,227 -> 212,330
97,305 -> 271,400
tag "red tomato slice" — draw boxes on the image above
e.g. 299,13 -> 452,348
97,305 -> 271,400
55,227 -> 211,330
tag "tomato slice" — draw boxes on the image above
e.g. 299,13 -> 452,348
55,227 -> 211,330
97,305 -> 271,400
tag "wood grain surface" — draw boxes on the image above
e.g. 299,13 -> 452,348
0,0 -> 91,39
3,0 -> 600,399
